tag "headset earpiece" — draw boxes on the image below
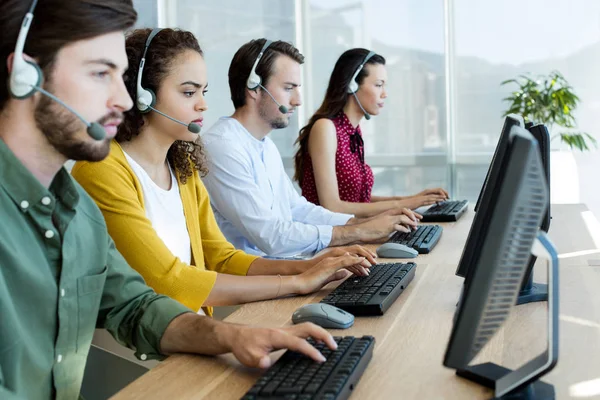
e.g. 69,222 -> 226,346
246,39 -> 272,90
9,9 -> 42,99
136,86 -> 155,114
10,59 -> 42,99
136,28 -> 162,113
347,50 -> 376,94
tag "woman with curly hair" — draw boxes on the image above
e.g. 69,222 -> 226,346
72,28 -> 375,316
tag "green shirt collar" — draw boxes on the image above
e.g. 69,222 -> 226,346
0,137 -> 79,211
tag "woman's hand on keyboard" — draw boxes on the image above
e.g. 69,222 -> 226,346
312,244 -> 377,276
296,253 -> 371,294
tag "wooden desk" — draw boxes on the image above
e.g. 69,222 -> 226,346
112,204 -> 600,400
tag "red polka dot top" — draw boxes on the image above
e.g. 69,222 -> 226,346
300,112 -> 374,205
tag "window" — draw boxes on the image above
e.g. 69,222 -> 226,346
155,0 -> 599,201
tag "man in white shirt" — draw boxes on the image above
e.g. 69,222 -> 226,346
202,39 -> 417,257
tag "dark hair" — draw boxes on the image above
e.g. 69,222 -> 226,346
0,0 -> 137,111
228,38 -> 304,109
293,48 -> 385,186
118,28 -> 208,183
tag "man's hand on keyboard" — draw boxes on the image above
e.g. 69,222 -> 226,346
355,209 -> 420,243
223,322 -> 338,368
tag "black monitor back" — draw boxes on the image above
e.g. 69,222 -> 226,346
444,125 -> 548,368
455,116 -> 514,277
527,123 -> 551,232
474,115 -> 523,213
457,117 -> 551,279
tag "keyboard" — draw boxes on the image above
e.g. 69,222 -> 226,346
242,335 -> 375,400
321,262 -> 416,316
387,224 -> 442,254
420,200 -> 468,222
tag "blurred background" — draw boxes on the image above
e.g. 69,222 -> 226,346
132,0 -> 600,216
83,3 -> 600,397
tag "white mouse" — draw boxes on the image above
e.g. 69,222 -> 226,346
292,303 -> 354,329
376,242 -> 418,258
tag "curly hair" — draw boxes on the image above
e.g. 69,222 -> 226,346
118,28 -> 208,183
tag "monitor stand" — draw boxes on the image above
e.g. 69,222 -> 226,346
456,232 -> 559,399
457,363 -> 554,399
516,258 -> 548,305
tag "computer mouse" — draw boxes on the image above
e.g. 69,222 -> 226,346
292,303 -> 354,329
376,242 -> 418,258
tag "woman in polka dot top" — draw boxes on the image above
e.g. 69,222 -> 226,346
293,48 -> 448,218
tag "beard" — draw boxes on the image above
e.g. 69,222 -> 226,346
33,88 -> 119,162
258,95 -> 289,130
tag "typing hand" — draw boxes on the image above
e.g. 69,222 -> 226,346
405,193 -> 448,209
312,244 -> 377,276
385,207 -> 422,223
415,187 -> 449,200
297,253 -> 369,294
357,211 -> 419,243
226,323 -> 338,368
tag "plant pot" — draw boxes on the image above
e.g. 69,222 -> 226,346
550,150 -> 579,204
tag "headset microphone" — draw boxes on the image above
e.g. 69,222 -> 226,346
29,85 -> 107,140
347,50 -> 376,121
352,92 -> 371,121
258,83 -> 288,114
247,39 -> 289,115
138,97 -> 201,134
9,0 -> 107,140
136,28 -> 201,134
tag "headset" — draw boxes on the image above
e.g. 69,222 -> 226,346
347,50 -> 376,121
136,28 -> 201,134
246,39 -> 288,114
9,0 -> 106,140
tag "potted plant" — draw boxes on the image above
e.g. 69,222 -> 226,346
501,71 -> 596,203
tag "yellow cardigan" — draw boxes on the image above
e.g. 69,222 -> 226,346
72,141 -> 259,315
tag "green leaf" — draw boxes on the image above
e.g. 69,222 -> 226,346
500,70 -> 594,149
559,132 -> 597,151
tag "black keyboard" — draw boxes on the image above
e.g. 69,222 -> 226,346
321,262 -> 416,316
420,200 -> 468,222
387,224 -> 442,254
242,335 -> 375,400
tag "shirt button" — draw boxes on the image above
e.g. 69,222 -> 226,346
57,354 -> 63,363
140,354 -> 147,361
61,288 -> 65,297
45,230 -> 55,239
20,200 -> 29,209
41,196 -> 51,206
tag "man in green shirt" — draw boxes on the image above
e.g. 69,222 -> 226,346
0,1 -> 358,398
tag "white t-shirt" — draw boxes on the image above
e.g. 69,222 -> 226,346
123,152 -> 207,315
123,151 -> 192,265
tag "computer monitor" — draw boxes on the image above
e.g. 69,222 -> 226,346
457,118 -> 551,305
527,123 -> 551,231
517,123 -> 552,304
474,114 -> 524,213
444,125 -> 559,399
455,115 -> 523,279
